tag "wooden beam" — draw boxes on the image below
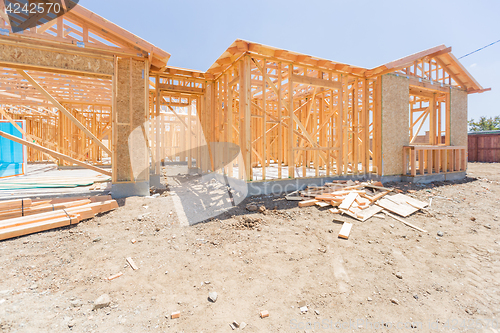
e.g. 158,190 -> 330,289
291,74 -> 341,90
408,76 -> 449,93
158,84 -> 205,95
16,70 -> 112,156
0,130 -> 111,176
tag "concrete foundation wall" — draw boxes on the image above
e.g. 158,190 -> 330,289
381,74 -> 409,176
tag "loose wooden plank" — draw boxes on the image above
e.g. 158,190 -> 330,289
384,211 -> 427,233
354,205 -> 384,221
126,257 -> 139,270
338,222 -> 353,239
299,199 -> 318,208
339,192 -> 358,210
108,272 -> 123,280
285,191 -> 303,201
365,184 -> 394,192
315,190 -> 365,201
315,201 -> 331,208
361,190 -> 391,203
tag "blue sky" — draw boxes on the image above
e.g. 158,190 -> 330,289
82,0 -> 499,121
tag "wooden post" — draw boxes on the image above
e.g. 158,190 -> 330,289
278,62 -> 283,179
353,78 -> 359,174
337,75 -> 344,175
239,57 -> 252,181
363,79 -> 370,173
445,91 -> 451,146
155,74 -> 161,175
427,149 -> 433,174
262,60 -> 267,180
288,64 -> 295,178
429,93 -> 436,145
410,147 -> 416,176
419,149 -> 424,175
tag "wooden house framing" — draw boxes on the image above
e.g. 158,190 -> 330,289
0,4 -> 489,197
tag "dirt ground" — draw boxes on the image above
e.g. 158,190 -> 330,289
0,162 -> 499,332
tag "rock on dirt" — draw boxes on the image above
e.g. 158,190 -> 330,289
208,291 -> 218,303
93,294 -> 111,310
246,204 -> 258,212
70,299 -> 83,308
390,298 -> 399,305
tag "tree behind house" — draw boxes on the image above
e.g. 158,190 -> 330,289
468,116 -> 500,132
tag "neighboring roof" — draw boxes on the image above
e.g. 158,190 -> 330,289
206,40 -> 489,94
468,130 -> 500,135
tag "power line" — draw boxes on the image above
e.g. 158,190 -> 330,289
459,39 -> 500,59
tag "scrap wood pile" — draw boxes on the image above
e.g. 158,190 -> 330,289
288,180 -> 429,236
0,195 -> 118,241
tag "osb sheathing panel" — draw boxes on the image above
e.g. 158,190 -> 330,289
450,88 -> 468,147
130,59 -> 148,182
381,74 -> 409,176
116,59 -> 131,124
116,124 -> 132,181
0,43 -> 113,76
114,58 -> 148,183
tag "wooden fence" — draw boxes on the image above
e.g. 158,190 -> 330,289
468,131 -> 500,163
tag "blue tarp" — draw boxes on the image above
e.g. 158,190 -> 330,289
0,121 -> 25,178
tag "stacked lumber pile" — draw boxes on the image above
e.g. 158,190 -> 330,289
290,180 -> 429,237
0,195 -> 118,241
0,176 -> 111,190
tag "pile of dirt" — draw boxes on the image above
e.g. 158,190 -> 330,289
230,216 -> 263,230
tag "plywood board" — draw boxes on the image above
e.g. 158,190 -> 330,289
376,197 -> 418,217
388,193 -> 428,209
